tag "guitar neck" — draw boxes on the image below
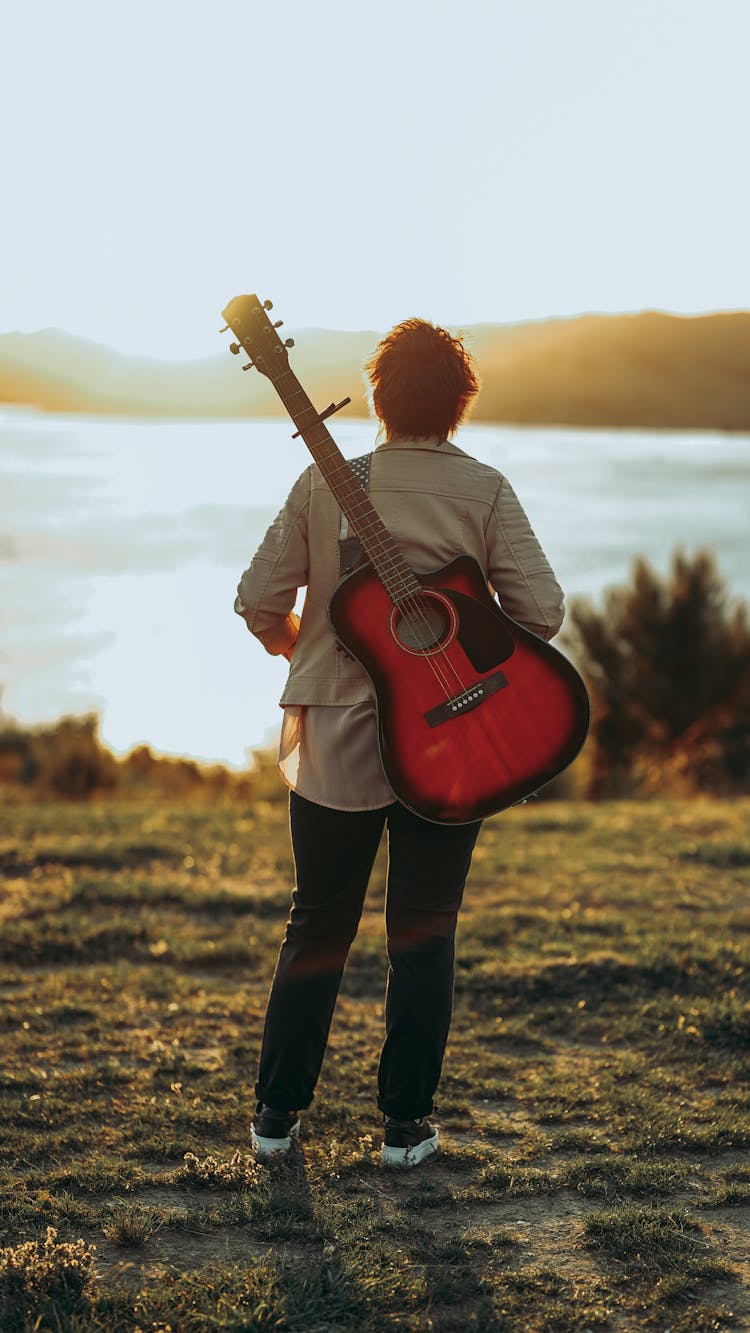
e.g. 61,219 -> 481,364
274,365 -> 420,603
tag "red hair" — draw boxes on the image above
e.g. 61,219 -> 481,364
365,318 -> 479,440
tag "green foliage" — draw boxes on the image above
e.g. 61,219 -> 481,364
566,549 -> 750,796
582,1202 -> 704,1271
101,1202 -> 161,1247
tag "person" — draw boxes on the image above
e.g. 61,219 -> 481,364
234,318 -> 564,1167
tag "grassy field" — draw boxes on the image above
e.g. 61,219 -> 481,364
1,793 -> 749,1331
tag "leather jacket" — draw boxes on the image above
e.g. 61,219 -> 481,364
235,435 -> 565,706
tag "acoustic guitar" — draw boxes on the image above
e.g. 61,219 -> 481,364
222,294 -> 590,824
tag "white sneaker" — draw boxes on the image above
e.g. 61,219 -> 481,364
251,1103 -> 301,1157
381,1116 -> 439,1167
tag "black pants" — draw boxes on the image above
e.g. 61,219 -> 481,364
255,791 -> 482,1121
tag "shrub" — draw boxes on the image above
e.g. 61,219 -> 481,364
565,550 -> 750,796
30,713 -> 119,796
0,723 -> 35,784
179,1150 -> 266,1188
0,711 -> 260,802
0,1226 -> 96,1329
101,1202 -> 161,1247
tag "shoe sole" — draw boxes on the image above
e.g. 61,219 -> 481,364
251,1118 -> 301,1158
381,1129 -> 439,1168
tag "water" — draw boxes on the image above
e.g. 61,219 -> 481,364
1,408 -> 748,766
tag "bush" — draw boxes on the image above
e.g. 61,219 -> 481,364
179,1149 -> 266,1188
30,713 -> 119,797
0,723 -> 35,784
564,549 -> 750,796
0,1226 -> 96,1330
0,711 -> 262,802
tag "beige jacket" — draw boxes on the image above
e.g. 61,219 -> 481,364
235,436 -> 565,706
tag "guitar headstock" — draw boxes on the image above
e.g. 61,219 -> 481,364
221,294 -> 294,380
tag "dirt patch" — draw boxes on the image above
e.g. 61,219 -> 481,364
458,1192 -> 606,1283
694,1205 -> 750,1293
96,1228 -> 308,1285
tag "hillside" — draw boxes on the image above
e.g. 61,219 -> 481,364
0,326 -> 379,420
1,310 -> 749,430
469,310 -> 750,431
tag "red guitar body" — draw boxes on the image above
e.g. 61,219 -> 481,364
328,554 -> 590,824
222,292 -> 590,824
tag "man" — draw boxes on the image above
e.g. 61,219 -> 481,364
235,318 -> 564,1166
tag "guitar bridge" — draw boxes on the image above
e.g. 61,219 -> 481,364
424,669 -> 508,729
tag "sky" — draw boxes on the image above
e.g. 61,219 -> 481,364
3,0 -> 750,359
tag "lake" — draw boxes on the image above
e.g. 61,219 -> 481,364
1,408 -> 748,766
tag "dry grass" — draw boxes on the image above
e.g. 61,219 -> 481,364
0,794 -> 748,1330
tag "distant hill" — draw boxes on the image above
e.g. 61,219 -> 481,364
467,311 -> 750,431
0,326 -> 379,420
1,311 -> 749,431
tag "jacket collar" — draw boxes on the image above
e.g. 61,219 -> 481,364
374,436 -> 464,454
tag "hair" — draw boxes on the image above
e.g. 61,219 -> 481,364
364,318 -> 479,441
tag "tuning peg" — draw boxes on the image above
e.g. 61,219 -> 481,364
219,324 -> 229,333
284,338 -> 295,348
242,361 -> 255,371
229,342 -> 241,355
273,320 -> 283,329
263,299 -> 273,310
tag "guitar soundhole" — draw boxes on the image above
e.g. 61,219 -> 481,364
391,592 -> 455,655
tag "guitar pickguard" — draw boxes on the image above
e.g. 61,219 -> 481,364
441,588 -> 516,672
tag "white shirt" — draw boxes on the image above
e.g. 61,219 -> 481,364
278,701 -> 395,810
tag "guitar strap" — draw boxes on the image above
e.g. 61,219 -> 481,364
338,453 -> 373,576
334,453 -> 372,661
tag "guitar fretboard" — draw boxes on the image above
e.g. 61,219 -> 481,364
274,366 -> 420,604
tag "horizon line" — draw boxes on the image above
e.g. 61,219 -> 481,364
2,305 -> 750,363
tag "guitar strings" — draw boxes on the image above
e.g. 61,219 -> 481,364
332,466 -> 472,699
277,367 -> 472,703
273,368 -> 465,697
351,513 -> 472,701
318,420 -> 471,699
328,470 -> 469,698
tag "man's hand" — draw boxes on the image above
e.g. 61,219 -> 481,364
282,613 -> 301,662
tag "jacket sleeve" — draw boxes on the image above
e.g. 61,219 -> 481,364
485,476 -> 565,641
234,467 -> 311,656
